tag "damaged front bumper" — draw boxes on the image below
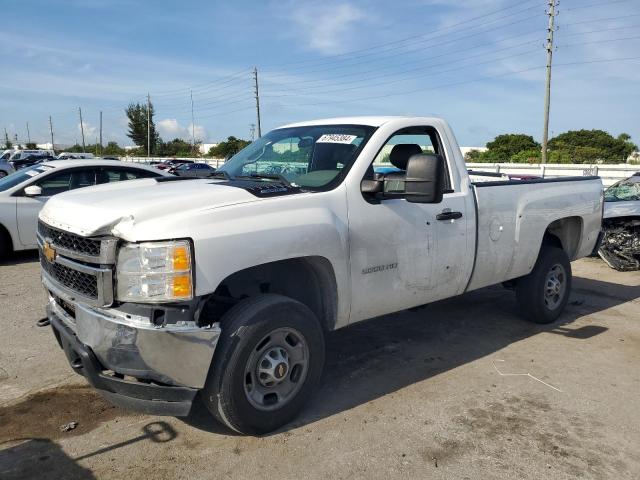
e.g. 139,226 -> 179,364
46,296 -> 221,416
598,218 -> 640,271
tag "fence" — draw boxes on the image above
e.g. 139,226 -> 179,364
465,163 -> 638,187
121,157 -> 226,169
120,157 -> 637,188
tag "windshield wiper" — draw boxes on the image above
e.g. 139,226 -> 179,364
236,173 -> 293,187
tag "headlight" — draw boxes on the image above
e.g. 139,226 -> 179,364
116,240 -> 193,302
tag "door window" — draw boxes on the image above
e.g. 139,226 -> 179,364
36,171 -> 73,196
369,126 -> 452,194
96,168 -> 158,184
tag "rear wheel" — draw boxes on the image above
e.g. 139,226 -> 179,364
202,294 -> 325,435
516,246 -> 571,324
0,171 -> 7,178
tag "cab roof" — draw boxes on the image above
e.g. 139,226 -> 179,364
279,116 -> 444,129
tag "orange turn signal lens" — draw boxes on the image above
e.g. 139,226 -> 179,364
172,274 -> 192,298
172,245 -> 190,271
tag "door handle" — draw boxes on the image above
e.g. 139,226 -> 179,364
436,211 -> 463,221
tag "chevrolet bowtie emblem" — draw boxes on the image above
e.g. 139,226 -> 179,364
43,241 -> 57,263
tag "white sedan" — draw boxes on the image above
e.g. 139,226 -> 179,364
0,159 -> 167,257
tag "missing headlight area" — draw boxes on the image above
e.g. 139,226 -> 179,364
598,218 -> 640,271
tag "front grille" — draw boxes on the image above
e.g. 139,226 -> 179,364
41,256 -> 98,299
38,221 -> 101,257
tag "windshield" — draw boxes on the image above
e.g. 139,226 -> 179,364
0,165 -> 55,192
605,177 -> 640,202
218,124 -> 376,189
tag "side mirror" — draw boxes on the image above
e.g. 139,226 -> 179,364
361,179 -> 383,194
405,154 -> 445,204
24,185 -> 43,197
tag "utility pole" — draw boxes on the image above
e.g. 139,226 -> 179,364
541,0 -> 557,164
190,89 -> 196,156
78,107 -> 86,152
253,67 -> 262,138
26,122 -> 31,144
147,93 -> 151,158
250,123 -> 255,141
49,116 -> 55,152
99,111 -> 103,156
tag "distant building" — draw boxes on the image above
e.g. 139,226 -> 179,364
460,147 -> 487,158
199,143 -> 219,155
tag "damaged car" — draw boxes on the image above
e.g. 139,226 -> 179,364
599,172 -> 640,271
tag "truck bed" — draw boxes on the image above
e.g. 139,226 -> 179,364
466,176 -> 603,292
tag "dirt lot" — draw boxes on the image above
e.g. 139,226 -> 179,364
0,252 -> 638,480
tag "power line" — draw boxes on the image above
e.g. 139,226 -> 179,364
263,5 -> 543,79
261,0 -> 542,71
263,47 -> 541,99
565,0 -> 631,11
267,55 -> 640,110
265,36 -> 543,94
560,34 -> 640,48
149,68 -> 253,97
562,13 -> 640,27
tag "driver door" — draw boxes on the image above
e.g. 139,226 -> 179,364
347,129 -> 470,323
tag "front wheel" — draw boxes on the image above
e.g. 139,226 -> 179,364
202,294 -> 325,435
516,246 -> 572,324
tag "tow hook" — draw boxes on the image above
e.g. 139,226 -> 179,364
36,318 -> 50,327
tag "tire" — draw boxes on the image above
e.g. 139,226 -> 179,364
516,246 -> 572,324
0,228 -> 12,260
0,171 -> 7,178
202,294 -> 325,435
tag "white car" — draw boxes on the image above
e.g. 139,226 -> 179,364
0,159 -> 166,257
599,172 -> 640,271
56,152 -> 95,160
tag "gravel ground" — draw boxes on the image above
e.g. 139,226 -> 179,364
0,253 -> 638,480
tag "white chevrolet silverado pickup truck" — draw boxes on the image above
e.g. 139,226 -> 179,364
38,117 -> 603,434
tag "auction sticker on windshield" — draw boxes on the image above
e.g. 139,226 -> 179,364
316,134 -> 358,144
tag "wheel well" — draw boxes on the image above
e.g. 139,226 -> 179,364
543,216 -> 583,260
0,223 -> 13,253
201,257 -> 338,331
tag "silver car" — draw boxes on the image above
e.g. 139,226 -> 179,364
599,172 -> 640,271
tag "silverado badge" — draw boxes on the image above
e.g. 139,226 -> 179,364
43,241 -> 57,263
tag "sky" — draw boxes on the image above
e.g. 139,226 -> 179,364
1,0 -> 639,148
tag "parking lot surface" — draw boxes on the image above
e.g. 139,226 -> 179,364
0,253 -> 638,480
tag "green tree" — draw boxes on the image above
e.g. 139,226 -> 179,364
464,149 -> 484,162
126,102 -> 159,154
208,136 -> 250,159
510,148 -> 542,164
159,138 -> 197,157
25,142 -> 37,149
103,141 -> 125,156
66,144 -> 86,153
485,134 -> 540,162
3,138 -> 12,150
548,129 -> 637,164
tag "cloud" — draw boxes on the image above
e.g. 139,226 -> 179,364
78,121 -> 97,141
157,118 -> 208,141
289,3 -> 368,54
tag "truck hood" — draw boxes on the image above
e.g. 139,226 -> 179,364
39,178 -> 260,237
